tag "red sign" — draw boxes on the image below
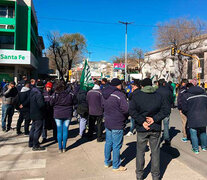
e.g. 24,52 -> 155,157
113,63 -> 125,69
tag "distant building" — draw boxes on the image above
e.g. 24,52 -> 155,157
72,60 -> 114,81
89,61 -> 113,80
0,0 -> 49,82
143,34 -> 207,82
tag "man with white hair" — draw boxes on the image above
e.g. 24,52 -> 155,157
87,81 -> 104,142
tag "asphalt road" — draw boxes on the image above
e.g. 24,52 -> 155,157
0,105 -> 206,180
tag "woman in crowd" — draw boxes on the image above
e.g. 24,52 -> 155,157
50,81 -> 75,153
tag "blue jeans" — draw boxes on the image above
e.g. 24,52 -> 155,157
1,104 -> 14,130
55,119 -> 71,150
130,118 -> 135,133
104,128 -> 123,169
1,104 -> 8,129
190,127 -> 207,150
163,116 -> 170,141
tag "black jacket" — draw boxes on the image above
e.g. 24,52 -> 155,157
77,89 -> 88,118
30,87 -> 45,121
177,86 -> 187,110
17,79 -> 26,92
18,87 -> 30,112
182,86 -> 207,128
156,86 -> 173,115
129,86 -> 169,132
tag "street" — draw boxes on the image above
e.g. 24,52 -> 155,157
0,105 -> 206,180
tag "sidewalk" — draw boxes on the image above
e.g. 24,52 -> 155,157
0,117 -> 205,180
0,105 -> 206,180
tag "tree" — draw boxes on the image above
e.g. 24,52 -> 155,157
154,17 -> 207,80
112,48 -> 148,77
60,33 -> 86,82
47,32 -> 87,83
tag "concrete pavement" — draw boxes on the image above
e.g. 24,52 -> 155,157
0,104 -> 206,180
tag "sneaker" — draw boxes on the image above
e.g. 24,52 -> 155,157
201,148 -> 206,152
126,132 -> 133,137
58,149 -> 62,153
113,166 -> 127,172
181,138 -> 188,142
63,149 -> 66,153
104,162 -> 112,168
2,128 -> 6,132
32,147 -> 46,151
192,149 -> 199,154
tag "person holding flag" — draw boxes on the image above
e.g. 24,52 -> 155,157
77,60 -> 94,138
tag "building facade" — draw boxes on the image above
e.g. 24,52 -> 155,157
0,0 -> 48,83
143,34 -> 207,83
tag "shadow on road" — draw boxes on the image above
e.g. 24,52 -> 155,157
143,145 -> 180,179
120,141 -> 180,180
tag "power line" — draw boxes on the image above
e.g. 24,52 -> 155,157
38,16 -> 205,30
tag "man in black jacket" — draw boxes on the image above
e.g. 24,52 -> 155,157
17,76 -> 27,92
177,79 -> 188,142
129,78 -> 169,180
29,81 -> 45,151
156,79 -> 173,145
16,80 -> 31,135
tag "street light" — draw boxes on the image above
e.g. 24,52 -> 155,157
119,21 -> 133,82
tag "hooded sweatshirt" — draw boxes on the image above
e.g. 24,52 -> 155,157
182,86 -> 207,128
129,86 -> 169,132
102,85 -> 128,130
18,87 -> 30,112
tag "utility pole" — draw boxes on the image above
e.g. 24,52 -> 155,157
119,21 -> 133,82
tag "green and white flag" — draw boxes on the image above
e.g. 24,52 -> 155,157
80,59 -> 94,91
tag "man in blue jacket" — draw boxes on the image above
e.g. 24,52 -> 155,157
102,78 -> 128,172
182,83 -> 207,154
129,78 -> 169,180
29,81 -> 46,151
87,81 -> 104,142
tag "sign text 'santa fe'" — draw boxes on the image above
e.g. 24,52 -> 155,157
0,54 -> 25,60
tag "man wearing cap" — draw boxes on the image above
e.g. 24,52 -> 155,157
129,78 -> 169,180
42,82 -> 56,142
102,78 -> 128,172
29,81 -> 46,151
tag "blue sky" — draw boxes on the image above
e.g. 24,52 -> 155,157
34,0 -> 207,62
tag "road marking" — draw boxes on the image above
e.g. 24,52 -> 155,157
0,159 -> 46,172
0,146 -> 47,156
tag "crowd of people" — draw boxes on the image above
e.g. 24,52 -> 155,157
1,76 -> 207,180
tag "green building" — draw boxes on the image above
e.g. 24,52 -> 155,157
0,0 -> 48,83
